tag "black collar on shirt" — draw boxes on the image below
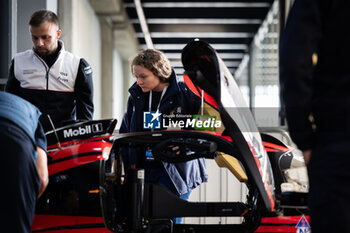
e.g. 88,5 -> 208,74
39,42 -> 61,68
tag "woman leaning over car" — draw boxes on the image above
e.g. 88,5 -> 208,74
119,49 -> 208,223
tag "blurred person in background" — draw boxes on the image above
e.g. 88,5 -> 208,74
280,0 -> 350,232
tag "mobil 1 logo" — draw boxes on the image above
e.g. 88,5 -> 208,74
63,123 -> 103,138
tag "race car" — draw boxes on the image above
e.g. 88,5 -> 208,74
99,40 -> 309,233
32,40 -> 308,233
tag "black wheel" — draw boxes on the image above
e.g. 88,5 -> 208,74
100,146 -> 127,232
243,186 -> 263,232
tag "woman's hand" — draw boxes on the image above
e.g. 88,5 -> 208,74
169,145 -> 180,155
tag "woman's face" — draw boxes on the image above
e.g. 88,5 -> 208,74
133,65 -> 164,92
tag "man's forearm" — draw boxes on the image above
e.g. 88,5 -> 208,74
302,149 -> 312,166
36,146 -> 48,198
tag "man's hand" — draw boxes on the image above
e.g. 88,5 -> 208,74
302,149 -> 312,166
36,147 -> 49,198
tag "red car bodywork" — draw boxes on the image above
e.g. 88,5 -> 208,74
33,132 -> 114,233
32,128 -> 305,232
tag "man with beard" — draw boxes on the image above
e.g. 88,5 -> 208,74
5,10 -> 94,132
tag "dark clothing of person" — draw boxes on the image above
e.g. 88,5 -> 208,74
120,70 -> 208,196
308,141 -> 350,233
5,40 -> 94,132
279,0 -> 350,232
0,122 -> 40,233
0,92 -> 46,233
143,90 -> 163,112
280,0 -> 350,150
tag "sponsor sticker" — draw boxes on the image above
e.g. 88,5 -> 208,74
63,123 -> 103,138
296,215 -> 311,233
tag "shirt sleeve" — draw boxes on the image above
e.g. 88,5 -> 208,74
5,59 -> 20,94
74,58 -> 94,120
35,121 -> 47,152
279,0 -> 324,150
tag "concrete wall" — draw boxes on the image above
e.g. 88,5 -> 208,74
70,0 -> 102,119
99,17 -> 114,120
113,49 -> 124,128
16,0 -> 46,53
46,0 -> 57,13
89,0 -> 139,126
16,0 -> 57,53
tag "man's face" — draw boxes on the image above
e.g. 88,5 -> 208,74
30,21 -> 61,56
